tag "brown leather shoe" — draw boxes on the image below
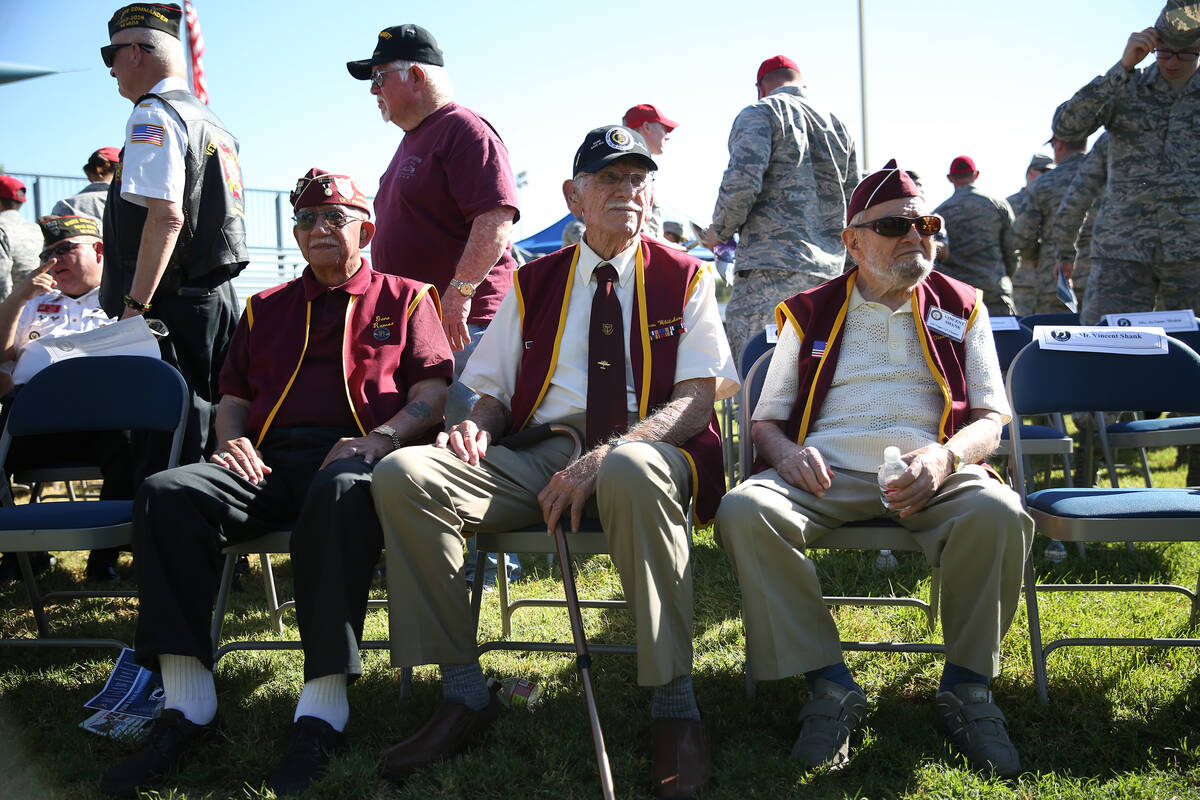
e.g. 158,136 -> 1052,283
650,717 -> 712,798
379,694 -> 502,779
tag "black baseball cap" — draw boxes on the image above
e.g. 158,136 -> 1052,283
347,24 -> 444,80
572,125 -> 657,176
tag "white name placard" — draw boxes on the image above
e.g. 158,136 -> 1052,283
990,315 -> 1021,331
1103,310 -> 1198,332
765,323 -> 779,344
1034,325 -> 1168,356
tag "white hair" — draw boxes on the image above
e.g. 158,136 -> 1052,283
384,59 -> 453,102
137,28 -> 185,72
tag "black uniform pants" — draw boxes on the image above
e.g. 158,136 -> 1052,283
132,425 -> 382,683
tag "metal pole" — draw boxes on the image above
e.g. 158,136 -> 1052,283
858,0 -> 870,170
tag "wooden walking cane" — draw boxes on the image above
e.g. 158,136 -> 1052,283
553,521 -> 616,800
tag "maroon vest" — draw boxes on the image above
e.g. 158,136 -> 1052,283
243,266 -> 440,446
776,268 -> 981,449
508,237 -> 726,524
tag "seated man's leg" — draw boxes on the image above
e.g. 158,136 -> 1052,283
103,459 -> 297,796
901,465 -> 1034,777
596,441 -> 709,797
269,455 -> 381,795
372,436 -> 572,776
715,468 -> 881,769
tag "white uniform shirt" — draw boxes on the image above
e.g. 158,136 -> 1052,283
463,239 -> 740,426
9,287 -> 113,379
120,77 -> 189,206
753,284 -> 1009,473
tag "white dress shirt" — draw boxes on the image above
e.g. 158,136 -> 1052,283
120,77 -> 189,207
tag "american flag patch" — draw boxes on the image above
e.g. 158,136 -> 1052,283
130,123 -> 165,145
811,340 -> 827,357
37,303 -> 61,313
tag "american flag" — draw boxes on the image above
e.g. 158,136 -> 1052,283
130,123 -> 165,145
811,340 -> 827,358
184,1 -> 210,104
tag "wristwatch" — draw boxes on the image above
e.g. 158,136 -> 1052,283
942,442 -> 963,473
448,278 -> 476,297
370,424 -> 403,451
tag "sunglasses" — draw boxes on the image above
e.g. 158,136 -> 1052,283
371,66 -> 409,88
38,241 -> 83,263
100,41 -> 155,68
293,208 -> 358,231
851,215 -> 942,237
589,170 -> 654,190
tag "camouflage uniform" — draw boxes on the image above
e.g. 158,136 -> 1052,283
1049,134 -> 1109,321
710,85 -> 858,363
933,185 -> 1018,316
1007,187 -> 1036,315
1012,151 -> 1088,315
0,209 -> 42,297
1051,59 -> 1200,322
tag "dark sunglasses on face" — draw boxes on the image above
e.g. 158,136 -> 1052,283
293,208 -> 357,231
1155,48 -> 1200,61
851,215 -> 943,237
100,41 -> 155,68
39,241 -> 83,263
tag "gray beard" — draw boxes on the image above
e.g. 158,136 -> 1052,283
893,252 -> 934,283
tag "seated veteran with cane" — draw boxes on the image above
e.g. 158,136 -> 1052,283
371,125 -> 739,797
715,160 -> 1033,777
99,168 -> 454,797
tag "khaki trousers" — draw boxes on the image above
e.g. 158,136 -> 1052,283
372,437 -> 695,686
715,465 -> 1033,680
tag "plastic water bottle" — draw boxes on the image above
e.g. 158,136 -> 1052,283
875,446 -> 906,572
490,677 -> 542,711
1044,540 -> 1068,563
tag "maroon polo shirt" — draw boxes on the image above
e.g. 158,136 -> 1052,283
371,102 -> 520,325
220,261 -> 453,439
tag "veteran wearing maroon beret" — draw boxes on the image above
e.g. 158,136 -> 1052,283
715,160 -> 1033,778
100,169 -> 454,798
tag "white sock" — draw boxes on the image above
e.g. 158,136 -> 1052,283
293,673 -> 349,732
160,654 -> 217,725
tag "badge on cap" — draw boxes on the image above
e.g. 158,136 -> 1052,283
605,128 -> 634,151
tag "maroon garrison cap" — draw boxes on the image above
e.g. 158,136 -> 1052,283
846,159 -> 923,223
290,168 -> 371,215
949,155 -> 977,175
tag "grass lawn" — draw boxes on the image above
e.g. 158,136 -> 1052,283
1,445 -> 1198,799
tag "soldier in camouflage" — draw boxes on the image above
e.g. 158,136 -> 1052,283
700,54 -> 858,364
1007,155 -> 1054,315
933,157 -> 1018,317
1011,136 -> 1088,315
1051,20 -> 1200,322
0,176 -> 43,298
1050,133 -> 1109,321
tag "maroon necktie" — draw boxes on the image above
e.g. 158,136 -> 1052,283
586,262 -> 627,448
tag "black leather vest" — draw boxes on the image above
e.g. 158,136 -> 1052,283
101,89 -> 248,316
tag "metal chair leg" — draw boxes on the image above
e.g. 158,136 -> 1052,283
1025,554 -> 1049,704
259,553 -> 283,636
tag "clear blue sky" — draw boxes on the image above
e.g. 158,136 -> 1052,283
0,0 -> 1165,238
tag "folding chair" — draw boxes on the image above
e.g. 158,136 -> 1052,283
1020,311 -> 1080,329
471,424 -> 638,659
0,356 -> 188,650
721,329 -> 776,487
1005,338 -> 1200,703
738,347 -> 945,697
1094,322 -> 1200,488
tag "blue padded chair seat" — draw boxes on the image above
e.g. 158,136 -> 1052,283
1027,488 -> 1200,519
1001,424 -> 1068,440
1106,416 -> 1200,434
0,500 -> 133,531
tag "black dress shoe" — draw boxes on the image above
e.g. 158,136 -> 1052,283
99,709 -> 210,797
265,716 -> 346,796
87,548 -> 121,584
379,689 -> 502,779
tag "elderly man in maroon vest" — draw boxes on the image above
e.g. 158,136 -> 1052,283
372,126 -> 739,796
100,169 -> 453,798
715,161 -> 1033,777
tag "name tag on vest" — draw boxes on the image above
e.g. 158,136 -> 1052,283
925,307 -> 967,342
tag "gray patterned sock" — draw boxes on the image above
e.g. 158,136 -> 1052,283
651,674 -> 701,720
440,662 -> 490,711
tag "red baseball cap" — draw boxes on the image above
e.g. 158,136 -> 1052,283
622,104 -> 678,132
757,55 -> 800,85
0,175 -> 27,202
949,155 -> 977,175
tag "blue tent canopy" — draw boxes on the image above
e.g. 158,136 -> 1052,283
516,214 -> 574,255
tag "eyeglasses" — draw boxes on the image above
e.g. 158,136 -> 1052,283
371,66 -> 409,88
851,215 -> 942,237
1155,48 -> 1200,61
293,208 -> 359,231
100,42 -> 155,68
588,170 -> 654,190
38,241 -> 83,263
